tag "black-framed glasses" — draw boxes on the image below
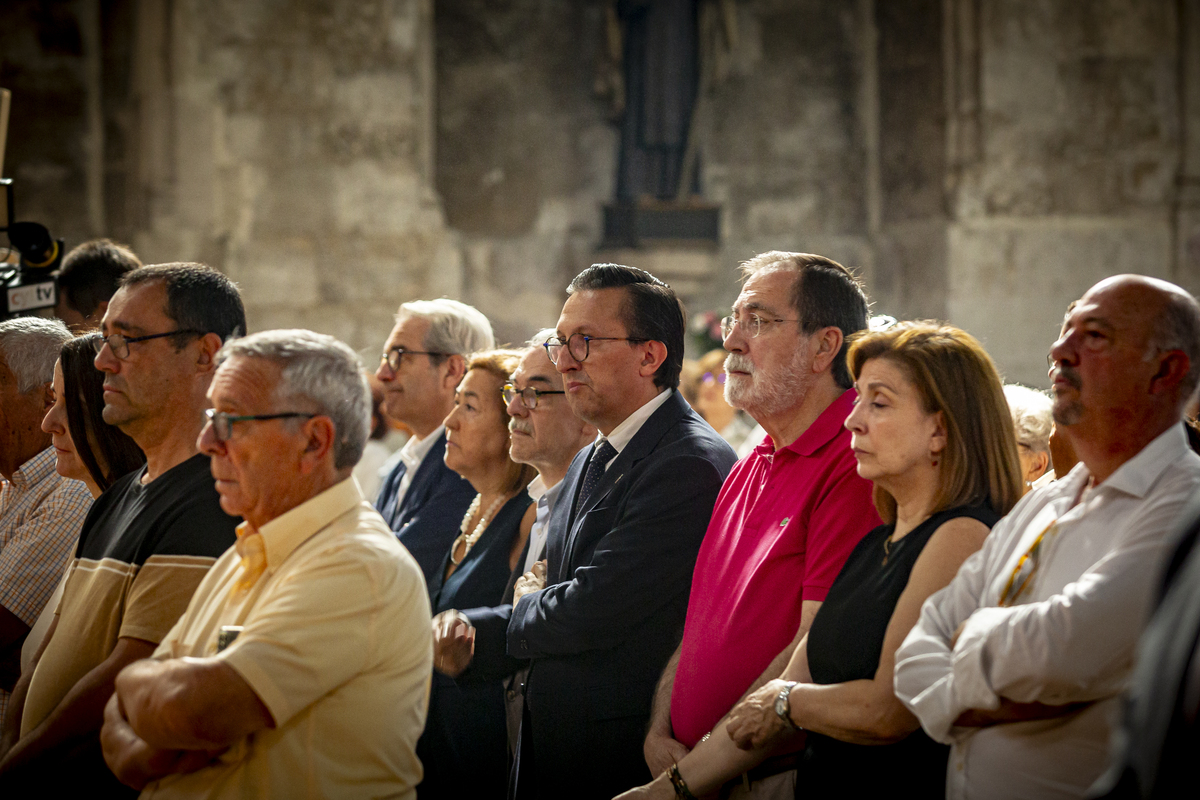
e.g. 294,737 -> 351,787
502,382 -> 566,410
381,346 -> 449,372
720,313 -> 799,339
205,409 -> 317,442
543,333 -> 648,365
94,329 -> 204,360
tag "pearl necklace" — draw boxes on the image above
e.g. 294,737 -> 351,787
450,493 -> 508,565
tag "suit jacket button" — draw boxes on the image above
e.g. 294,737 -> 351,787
521,638 -> 528,650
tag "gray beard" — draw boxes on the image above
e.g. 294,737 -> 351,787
725,353 -> 811,419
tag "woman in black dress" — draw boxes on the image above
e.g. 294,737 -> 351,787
416,350 -> 536,799
617,322 -> 1023,800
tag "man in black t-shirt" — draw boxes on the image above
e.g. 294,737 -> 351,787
0,263 -> 245,796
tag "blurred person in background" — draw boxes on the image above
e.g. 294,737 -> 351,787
1004,384 -> 1054,492
53,240 -> 142,332
418,349 -> 537,798
693,347 -> 756,453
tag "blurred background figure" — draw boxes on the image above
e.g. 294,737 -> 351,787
22,333 -> 145,670
418,349 -> 536,799
52,240 -> 142,332
353,374 -> 409,501
678,358 -> 702,408
692,347 -> 755,453
1003,383 -> 1053,493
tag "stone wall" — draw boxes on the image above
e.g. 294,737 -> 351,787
945,0 -> 1189,387
3,0 -> 1199,383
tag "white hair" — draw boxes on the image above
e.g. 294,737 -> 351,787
398,299 -> 495,358
216,329 -> 371,470
0,317 -> 73,392
527,328 -> 556,348
1004,384 -> 1053,457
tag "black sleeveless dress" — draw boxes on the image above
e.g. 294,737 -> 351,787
417,491 -> 534,799
797,504 -> 1000,799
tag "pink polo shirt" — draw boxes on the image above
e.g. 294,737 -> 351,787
669,390 -> 880,747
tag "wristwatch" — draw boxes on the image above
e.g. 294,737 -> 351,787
774,681 -> 801,731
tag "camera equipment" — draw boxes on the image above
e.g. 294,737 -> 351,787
1,178 -> 61,319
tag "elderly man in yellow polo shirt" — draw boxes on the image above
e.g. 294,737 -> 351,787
98,329 -> 433,799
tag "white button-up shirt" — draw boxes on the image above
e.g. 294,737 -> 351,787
894,423 -> 1200,800
391,424 -> 444,512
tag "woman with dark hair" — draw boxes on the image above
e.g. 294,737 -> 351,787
49,333 -> 145,493
24,334 -> 145,669
418,349 -> 537,799
618,321 -> 1023,800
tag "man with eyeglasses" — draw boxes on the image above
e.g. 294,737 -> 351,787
459,264 -> 736,799
99,329 -> 432,798
429,330 -> 596,755
374,298 -> 494,589
894,275 -> 1200,800
632,251 -> 879,800
0,264 -> 244,796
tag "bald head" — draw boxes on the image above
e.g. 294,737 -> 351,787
1049,275 -> 1200,479
1081,275 -> 1200,400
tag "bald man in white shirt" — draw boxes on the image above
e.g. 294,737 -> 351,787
894,275 -> 1200,800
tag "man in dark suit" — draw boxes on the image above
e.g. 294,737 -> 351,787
457,264 -> 737,799
1089,492 -> 1200,800
374,299 -> 495,588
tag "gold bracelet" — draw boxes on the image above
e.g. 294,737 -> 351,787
667,761 -> 698,800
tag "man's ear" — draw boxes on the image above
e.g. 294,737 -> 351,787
297,416 -> 337,475
195,332 -> 225,370
1150,350 -> 1190,397
39,382 -> 55,412
637,341 -> 669,380
809,326 -> 844,375
441,354 -> 467,390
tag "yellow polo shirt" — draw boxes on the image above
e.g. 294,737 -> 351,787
141,478 -> 432,800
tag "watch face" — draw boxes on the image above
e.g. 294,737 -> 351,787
775,687 -> 789,718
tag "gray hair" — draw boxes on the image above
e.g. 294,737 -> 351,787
398,299 -> 495,358
0,317 -> 73,393
216,329 -> 371,470
527,328 -> 556,348
1149,289 -> 1200,400
1003,384 -> 1053,457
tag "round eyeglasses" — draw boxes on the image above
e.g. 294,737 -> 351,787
543,333 -> 648,365
720,313 -> 799,339
502,382 -> 566,410
380,346 -> 449,372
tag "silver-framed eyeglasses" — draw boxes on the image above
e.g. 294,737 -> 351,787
381,346 -> 449,371
205,408 -> 318,442
543,333 -> 648,365
502,382 -> 566,410
94,329 -> 203,360
720,313 -> 799,339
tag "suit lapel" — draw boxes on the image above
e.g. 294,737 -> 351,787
559,393 -> 691,572
546,447 -> 589,584
394,432 -> 448,529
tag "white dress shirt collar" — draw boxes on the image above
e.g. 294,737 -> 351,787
400,424 -> 444,475
599,389 -> 673,464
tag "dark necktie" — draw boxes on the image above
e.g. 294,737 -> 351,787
579,440 -> 617,506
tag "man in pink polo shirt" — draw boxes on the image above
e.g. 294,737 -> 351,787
642,252 -> 881,797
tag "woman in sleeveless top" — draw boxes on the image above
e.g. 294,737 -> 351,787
617,322 -> 1023,800
417,350 -> 536,799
